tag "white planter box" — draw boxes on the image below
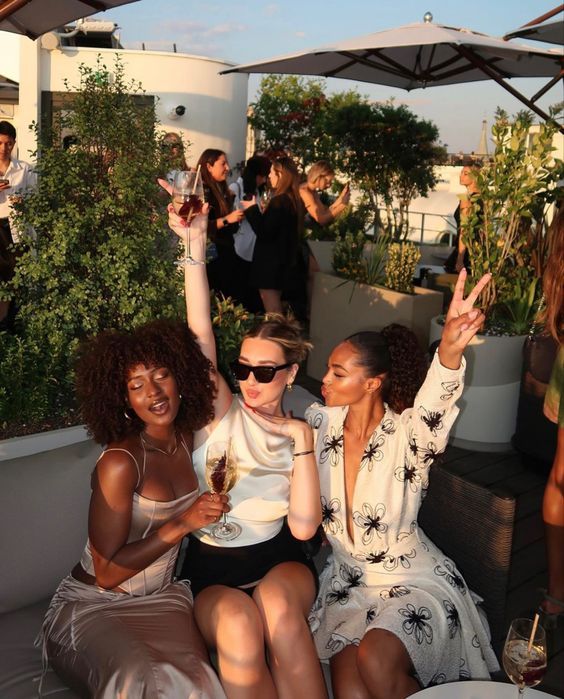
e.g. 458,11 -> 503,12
308,240 -> 335,274
429,316 -> 525,451
307,272 -> 443,381
0,424 -> 90,462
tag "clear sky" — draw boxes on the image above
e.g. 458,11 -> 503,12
92,0 -> 562,152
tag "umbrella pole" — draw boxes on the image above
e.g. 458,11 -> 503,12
454,45 -> 564,133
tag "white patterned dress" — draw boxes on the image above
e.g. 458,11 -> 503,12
305,353 -> 500,687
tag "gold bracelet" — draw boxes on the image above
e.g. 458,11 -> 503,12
293,449 -> 314,458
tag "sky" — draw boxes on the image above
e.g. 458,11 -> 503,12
91,0 -> 563,152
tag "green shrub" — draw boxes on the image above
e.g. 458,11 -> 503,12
384,242 -> 421,294
0,57 -> 183,432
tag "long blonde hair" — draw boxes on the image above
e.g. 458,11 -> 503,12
539,205 -> 564,343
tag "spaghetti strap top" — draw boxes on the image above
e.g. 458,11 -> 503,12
79,436 -> 198,596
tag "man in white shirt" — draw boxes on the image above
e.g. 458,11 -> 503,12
0,120 -> 36,329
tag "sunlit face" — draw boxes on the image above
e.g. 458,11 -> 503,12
317,174 -> 334,191
459,166 -> 475,187
321,341 -> 381,407
269,165 -> 281,189
236,337 -> 296,412
207,154 -> 230,182
0,135 -> 15,162
125,363 -> 180,428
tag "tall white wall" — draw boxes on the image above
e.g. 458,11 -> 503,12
12,41 -> 248,168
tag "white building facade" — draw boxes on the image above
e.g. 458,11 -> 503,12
1,31 -> 248,168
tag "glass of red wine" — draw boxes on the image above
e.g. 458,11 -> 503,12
171,170 -> 204,265
205,440 -> 241,541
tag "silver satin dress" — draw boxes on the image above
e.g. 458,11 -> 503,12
36,445 -> 226,699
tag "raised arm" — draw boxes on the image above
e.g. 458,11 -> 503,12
299,182 -> 350,226
88,451 -> 227,589
160,178 -> 232,419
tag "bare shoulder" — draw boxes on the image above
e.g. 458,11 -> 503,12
95,437 -> 141,487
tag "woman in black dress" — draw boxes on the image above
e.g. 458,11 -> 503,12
198,149 -> 246,304
242,157 -> 306,317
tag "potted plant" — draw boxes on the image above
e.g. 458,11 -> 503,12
307,233 -> 443,381
428,109 -> 563,450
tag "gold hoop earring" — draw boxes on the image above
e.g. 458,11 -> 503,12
124,408 -> 133,420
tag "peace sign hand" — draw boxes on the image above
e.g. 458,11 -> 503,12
438,268 -> 491,369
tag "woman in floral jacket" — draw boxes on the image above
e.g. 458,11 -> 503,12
306,270 -> 499,699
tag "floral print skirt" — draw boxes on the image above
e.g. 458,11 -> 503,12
308,534 -> 499,687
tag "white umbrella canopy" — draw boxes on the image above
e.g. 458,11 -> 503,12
0,0 -> 140,39
504,19 -> 563,46
222,17 -> 563,128
504,4 -> 563,46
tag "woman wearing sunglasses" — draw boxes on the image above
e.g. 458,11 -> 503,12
167,204 -> 326,699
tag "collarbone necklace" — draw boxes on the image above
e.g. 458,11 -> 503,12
140,430 -> 179,457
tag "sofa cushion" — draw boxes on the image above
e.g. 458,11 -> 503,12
0,598 -> 79,698
0,439 -> 97,614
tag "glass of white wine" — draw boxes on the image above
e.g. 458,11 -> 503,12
502,618 -> 547,697
205,440 -> 241,541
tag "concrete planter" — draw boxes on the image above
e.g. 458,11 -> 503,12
429,316 -> 525,451
307,272 -> 443,381
308,240 -> 335,274
0,424 -> 90,462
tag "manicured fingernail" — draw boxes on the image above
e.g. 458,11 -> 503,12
468,310 -> 479,319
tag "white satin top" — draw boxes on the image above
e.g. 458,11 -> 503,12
192,396 -> 294,547
80,440 -> 198,596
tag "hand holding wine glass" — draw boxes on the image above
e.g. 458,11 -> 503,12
205,441 -> 241,541
171,169 -> 204,265
502,617 -> 547,697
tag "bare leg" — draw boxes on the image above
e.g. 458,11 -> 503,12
356,628 -> 420,699
330,644 -> 371,699
194,585 -> 276,699
543,426 -> 564,614
253,562 -> 328,699
330,629 -> 420,699
259,288 -> 283,314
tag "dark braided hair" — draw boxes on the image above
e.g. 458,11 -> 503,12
75,320 -> 216,445
345,324 -> 428,413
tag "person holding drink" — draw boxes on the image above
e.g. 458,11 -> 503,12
166,198 -> 326,699
36,320 -> 228,698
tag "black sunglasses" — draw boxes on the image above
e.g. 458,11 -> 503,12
230,361 -> 292,384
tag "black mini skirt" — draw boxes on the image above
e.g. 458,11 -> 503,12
181,519 -> 319,597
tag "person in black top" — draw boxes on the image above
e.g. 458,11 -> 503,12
444,162 -> 482,274
197,149 -> 246,304
242,157 -> 307,318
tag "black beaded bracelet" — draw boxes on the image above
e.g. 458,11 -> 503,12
293,449 -> 314,458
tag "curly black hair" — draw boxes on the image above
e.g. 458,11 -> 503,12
75,320 -> 216,445
346,324 -> 428,414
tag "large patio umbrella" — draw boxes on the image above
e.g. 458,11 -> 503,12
504,5 -> 564,46
222,16 -> 564,131
0,0 -> 140,39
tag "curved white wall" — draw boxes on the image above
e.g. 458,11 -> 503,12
17,39 -> 248,167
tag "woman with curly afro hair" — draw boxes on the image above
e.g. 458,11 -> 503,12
37,320 -> 228,698
306,270 -> 500,699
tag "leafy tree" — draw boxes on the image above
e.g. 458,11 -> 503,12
0,57 -> 183,431
248,75 -> 329,168
325,100 -> 446,239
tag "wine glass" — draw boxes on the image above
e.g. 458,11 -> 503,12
205,440 -> 241,541
171,170 -> 204,265
502,618 -> 547,697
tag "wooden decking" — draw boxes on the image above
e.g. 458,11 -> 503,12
296,369 -> 564,697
